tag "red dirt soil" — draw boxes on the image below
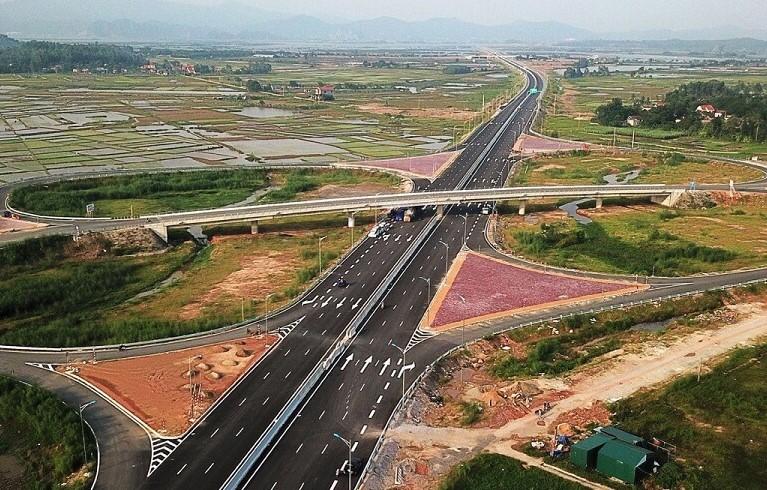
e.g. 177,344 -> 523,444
352,151 -> 459,178
429,252 -> 640,330
67,335 -> 278,437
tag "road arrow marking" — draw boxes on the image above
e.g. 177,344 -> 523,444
340,354 -> 353,371
378,358 -> 391,376
360,356 -> 373,374
336,297 -> 346,309
321,297 -> 332,308
397,362 -> 416,378
302,295 -> 318,306
351,298 -> 361,310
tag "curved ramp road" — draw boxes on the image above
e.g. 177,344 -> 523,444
138,56 -> 542,490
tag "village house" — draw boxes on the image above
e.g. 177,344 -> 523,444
627,115 -> 641,127
313,84 -> 335,101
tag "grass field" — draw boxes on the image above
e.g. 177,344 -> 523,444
0,376 -> 95,490
539,69 -> 767,160
439,453 -> 583,490
10,168 -> 400,217
0,54 -> 522,184
611,342 -> 767,490
511,151 -> 763,186
497,196 -> 767,276
0,213 -> 366,347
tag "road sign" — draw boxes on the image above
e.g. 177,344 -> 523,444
85,203 -> 95,216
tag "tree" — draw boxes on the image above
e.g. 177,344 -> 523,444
594,98 -> 637,127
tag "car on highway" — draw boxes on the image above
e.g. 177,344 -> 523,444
481,205 -> 491,215
336,458 -> 365,476
333,276 -> 349,288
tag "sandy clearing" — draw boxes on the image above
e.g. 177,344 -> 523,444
179,246 -> 301,320
378,303 -> 767,488
0,217 -> 47,233
67,335 -> 277,437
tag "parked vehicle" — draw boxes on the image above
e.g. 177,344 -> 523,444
336,458 -> 365,476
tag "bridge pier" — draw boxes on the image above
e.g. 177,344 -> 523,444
347,212 -> 355,228
436,204 -> 445,218
595,198 -> 603,209
250,221 -> 259,234
518,200 -> 526,216
145,224 -> 168,243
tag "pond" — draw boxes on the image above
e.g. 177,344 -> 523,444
236,107 -> 294,118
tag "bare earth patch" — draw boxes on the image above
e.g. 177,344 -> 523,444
179,239 -> 301,320
63,335 -> 278,437
427,251 -> 641,331
514,134 -> 593,154
299,182 -> 399,200
348,151 -> 459,178
371,303 -> 767,489
0,216 -> 46,233
357,103 -> 475,121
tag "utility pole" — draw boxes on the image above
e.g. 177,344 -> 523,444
439,240 -> 449,277
457,295 -> 467,387
631,129 -> 636,149
460,214 -> 468,248
265,293 -> 275,334
318,236 -> 327,275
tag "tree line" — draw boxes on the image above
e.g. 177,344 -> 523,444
594,80 -> 767,142
0,38 -> 146,73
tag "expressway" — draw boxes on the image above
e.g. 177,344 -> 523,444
137,56 -> 544,490
237,61 -> 545,490
3,54 -> 766,490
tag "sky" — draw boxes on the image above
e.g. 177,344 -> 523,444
166,0 -> 767,32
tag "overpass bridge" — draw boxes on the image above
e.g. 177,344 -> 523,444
144,184 -> 687,241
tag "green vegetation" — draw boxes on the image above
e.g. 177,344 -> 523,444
499,196 -> 767,275
459,401 -> 484,426
0,235 -> 198,346
11,170 -> 269,217
540,70 -> 767,159
439,453 -> 583,490
0,376 -> 95,489
0,211 -> 367,347
491,291 -> 726,380
612,342 -> 767,489
0,39 -> 145,73
10,168 -> 399,218
595,80 -> 767,144
510,151 -> 762,187
513,220 -> 735,276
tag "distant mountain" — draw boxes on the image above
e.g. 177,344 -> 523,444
561,38 -> 767,56
601,26 -> 767,42
0,0 -> 764,46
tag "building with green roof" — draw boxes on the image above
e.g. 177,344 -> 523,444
570,427 -> 657,484
596,440 -> 656,484
570,433 -> 614,470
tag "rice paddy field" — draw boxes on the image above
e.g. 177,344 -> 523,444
537,65 -> 767,160
0,52 -> 521,184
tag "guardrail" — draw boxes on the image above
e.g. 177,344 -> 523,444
360,274 -> 767,488
222,59 -> 537,490
222,206 -> 444,490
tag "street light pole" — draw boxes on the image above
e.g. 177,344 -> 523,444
318,236 -> 327,274
419,276 -> 431,326
265,293 -> 275,334
332,433 -> 353,490
439,240 -> 449,277
459,214 -> 468,247
391,343 -> 406,398
79,400 -> 96,466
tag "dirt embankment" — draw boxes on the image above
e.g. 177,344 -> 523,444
370,301 -> 767,489
66,335 -> 277,437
